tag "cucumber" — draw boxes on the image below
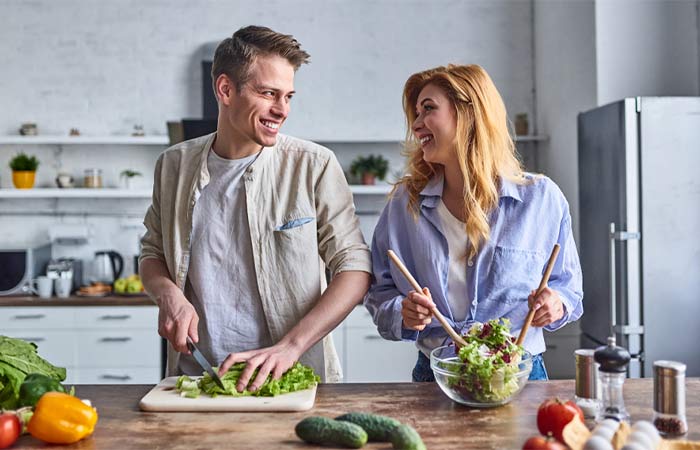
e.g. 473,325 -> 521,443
335,412 -> 401,441
390,423 -> 426,450
295,416 -> 368,448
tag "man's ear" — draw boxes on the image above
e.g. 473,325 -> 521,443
215,74 -> 235,107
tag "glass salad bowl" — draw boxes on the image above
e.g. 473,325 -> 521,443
430,344 -> 532,408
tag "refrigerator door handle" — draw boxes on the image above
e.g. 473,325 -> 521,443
609,222 -> 642,334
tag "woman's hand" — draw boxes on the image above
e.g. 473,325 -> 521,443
528,287 -> 565,327
402,287 -> 435,331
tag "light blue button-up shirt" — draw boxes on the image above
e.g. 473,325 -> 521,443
364,173 -> 583,357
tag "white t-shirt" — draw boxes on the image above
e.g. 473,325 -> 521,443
179,149 -> 272,375
418,199 -> 470,357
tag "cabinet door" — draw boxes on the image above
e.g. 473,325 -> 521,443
4,330 -> 76,368
76,306 -> 157,329
73,367 -> 161,384
76,330 -> 161,367
344,329 -> 416,382
0,307 -> 75,329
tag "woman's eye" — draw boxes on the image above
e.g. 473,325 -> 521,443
424,105 -> 434,111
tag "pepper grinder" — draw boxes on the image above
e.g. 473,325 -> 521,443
594,335 -> 630,422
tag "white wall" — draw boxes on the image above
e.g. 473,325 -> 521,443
0,0 -> 536,277
533,0 -> 598,241
595,0 -> 700,105
0,0 -> 533,139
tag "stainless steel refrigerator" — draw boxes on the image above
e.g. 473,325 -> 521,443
578,97 -> 700,378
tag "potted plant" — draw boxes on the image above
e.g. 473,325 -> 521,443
120,169 -> 142,189
350,154 -> 389,185
9,152 -> 40,189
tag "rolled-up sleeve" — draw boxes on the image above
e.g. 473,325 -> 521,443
139,154 -> 165,265
315,154 -> 371,276
363,202 -> 419,342
546,209 -> 584,331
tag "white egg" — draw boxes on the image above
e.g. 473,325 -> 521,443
621,444 -> 647,450
598,418 -> 621,430
627,432 -> 654,450
632,421 -> 661,446
592,425 -> 617,441
583,435 -> 615,450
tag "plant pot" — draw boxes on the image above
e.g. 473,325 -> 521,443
361,173 -> 376,185
12,170 -> 36,189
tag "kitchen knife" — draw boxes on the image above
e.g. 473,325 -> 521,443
186,336 -> 226,390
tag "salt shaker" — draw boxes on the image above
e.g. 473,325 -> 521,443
653,360 -> 688,436
574,349 -> 601,420
594,336 -> 630,422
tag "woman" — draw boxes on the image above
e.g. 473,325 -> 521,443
364,64 -> 583,382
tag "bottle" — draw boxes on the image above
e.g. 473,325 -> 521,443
653,360 -> 688,436
574,349 -> 601,421
594,336 -> 630,422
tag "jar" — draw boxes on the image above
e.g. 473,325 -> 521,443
84,169 -> 103,188
653,360 -> 688,436
574,349 -> 601,420
515,113 -> 529,136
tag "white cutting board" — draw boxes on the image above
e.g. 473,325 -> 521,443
139,377 -> 317,412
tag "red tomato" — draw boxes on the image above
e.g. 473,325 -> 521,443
536,398 -> 584,443
522,434 -> 567,450
0,413 -> 20,449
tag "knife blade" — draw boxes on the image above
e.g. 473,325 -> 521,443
186,336 -> 226,390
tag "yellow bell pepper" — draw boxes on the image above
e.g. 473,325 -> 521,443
27,392 -> 98,444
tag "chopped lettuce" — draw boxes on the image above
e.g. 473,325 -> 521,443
176,361 -> 320,398
448,319 -> 524,403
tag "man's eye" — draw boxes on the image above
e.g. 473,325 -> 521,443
262,91 -> 275,97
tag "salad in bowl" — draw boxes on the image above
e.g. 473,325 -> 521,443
430,318 -> 532,407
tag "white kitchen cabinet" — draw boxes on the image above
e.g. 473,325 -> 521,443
1,305 -> 160,385
337,306 -> 417,382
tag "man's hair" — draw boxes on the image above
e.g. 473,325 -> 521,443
211,25 -> 310,94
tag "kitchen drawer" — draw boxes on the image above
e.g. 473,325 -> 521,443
0,307 -> 75,330
344,328 -> 416,382
76,330 -> 160,367
73,367 -> 161,384
75,306 -> 158,329
344,305 -> 375,329
4,330 -> 77,368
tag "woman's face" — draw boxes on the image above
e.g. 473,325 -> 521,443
412,83 -> 458,166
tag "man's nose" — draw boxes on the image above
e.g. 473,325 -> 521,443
271,98 -> 289,119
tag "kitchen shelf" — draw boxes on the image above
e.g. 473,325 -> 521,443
514,135 -> 549,142
0,135 -> 169,145
0,185 -> 391,199
0,188 -> 153,198
311,135 -> 547,143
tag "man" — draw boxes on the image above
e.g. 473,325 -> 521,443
140,26 -> 371,392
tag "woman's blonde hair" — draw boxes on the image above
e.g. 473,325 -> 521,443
397,64 -> 525,260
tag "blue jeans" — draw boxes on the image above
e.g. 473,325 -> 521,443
412,351 -> 549,382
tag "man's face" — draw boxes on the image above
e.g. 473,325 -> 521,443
223,54 -> 296,151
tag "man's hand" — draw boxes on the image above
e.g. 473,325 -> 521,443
156,290 -> 199,353
401,287 -> 435,331
528,287 -> 564,327
217,341 -> 303,393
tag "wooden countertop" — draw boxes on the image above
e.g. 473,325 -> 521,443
10,379 -> 700,449
0,295 -> 154,307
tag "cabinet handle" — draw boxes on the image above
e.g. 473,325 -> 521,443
99,374 -> 132,381
363,335 -> 383,340
99,337 -> 132,343
18,337 -> 46,342
12,314 -> 46,320
99,315 -> 131,320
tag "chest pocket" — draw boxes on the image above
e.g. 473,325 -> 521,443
481,245 -> 546,305
272,210 -> 318,258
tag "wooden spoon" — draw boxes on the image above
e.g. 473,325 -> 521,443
515,243 -> 561,347
387,250 -> 468,347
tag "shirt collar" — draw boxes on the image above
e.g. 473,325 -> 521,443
419,172 -> 523,205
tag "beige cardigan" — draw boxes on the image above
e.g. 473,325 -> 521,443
140,132 -> 372,382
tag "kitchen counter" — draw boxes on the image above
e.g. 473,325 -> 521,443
0,295 -> 153,307
11,379 -> 700,449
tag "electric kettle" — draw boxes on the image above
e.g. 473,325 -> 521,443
91,250 -> 124,284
